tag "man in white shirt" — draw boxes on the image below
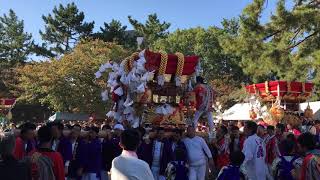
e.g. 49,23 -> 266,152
242,121 -> 267,180
183,126 -> 214,180
111,129 -> 154,180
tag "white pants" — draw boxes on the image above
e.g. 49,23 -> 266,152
189,164 -> 207,180
81,173 -> 99,180
151,166 -> 166,180
193,110 -> 214,131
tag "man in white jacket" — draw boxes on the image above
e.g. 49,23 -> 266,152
183,126 -> 214,180
242,121 -> 267,180
111,129 -> 154,180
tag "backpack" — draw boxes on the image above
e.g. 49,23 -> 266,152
28,152 -> 56,180
217,165 -> 244,180
171,161 -> 188,180
301,152 -> 320,180
275,156 -> 299,180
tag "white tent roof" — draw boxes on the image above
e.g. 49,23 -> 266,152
222,103 -> 260,121
48,112 -> 90,121
222,101 -> 320,121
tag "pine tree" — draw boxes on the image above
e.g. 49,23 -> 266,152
223,0 -> 320,83
0,9 -> 34,97
39,3 -> 94,56
222,0 -> 320,98
0,9 -> 34,66
96,20 -> 127,43
94,19 -> 136,49
128,13 -> 170,47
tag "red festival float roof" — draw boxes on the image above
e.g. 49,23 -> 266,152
245,81 -> 313,102
0,98 -> 16,117
0,98 -> 16,108
144,50 -> 199,75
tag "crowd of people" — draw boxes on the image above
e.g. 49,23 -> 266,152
0,119 -> 320,180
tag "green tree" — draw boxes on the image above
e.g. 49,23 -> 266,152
0,9 -> 34,66
17,39 -> 129,113
223,0 -> 320,90
94,19 -> 136,49
128,13 -> 170,47
40,3 -> 94,56
0,9 -> 37,98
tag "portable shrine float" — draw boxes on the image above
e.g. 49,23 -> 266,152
96,50 -> 201,127
0,98 -> 16,122
245,81 -> 314,126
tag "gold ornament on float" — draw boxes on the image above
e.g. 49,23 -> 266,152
263,114 -> 278,126
159,51 -> 168,76
175,52 -> 185,76
124,52 -> 139,73
165,108 -> 184,125
249,108 -> 257,120
270,104 -> 285,121
304,103 -> 313,119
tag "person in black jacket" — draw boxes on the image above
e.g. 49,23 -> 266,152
0,134 -> 32,180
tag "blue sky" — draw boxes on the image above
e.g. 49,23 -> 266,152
0,0 -> 279,44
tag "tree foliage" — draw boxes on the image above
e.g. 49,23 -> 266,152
94,19 -> 136,50
39,3 -> 94,56
128,13 -> 170,47
0,9 -> 36,98
5,0 -> 320,112
0,9 -> 34,66
223,0 -> 320,95
17,40 -> 129,113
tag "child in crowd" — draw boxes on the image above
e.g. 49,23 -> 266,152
216,151 -> 245,180
272,139 -> 302,180
165,148 -> 189,180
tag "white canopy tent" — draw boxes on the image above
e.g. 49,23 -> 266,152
222,101 -> 320,121
222,103 -> 261,121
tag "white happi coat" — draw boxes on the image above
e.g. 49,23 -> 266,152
242,134 -> 267,180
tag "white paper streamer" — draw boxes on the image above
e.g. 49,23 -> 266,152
124,106 -> 134,114
155,104 -> 174,115
123,95 -> 134,107
106,111 -> 114,117
175,76 -> 182,87
95,71 -> 102,78
99,65 -> 107,73
114,87 -> 123,96
136,83 -> 145,93
157,75 -> 165,86
103,62 -> 113,69
101,90 -> 109,101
